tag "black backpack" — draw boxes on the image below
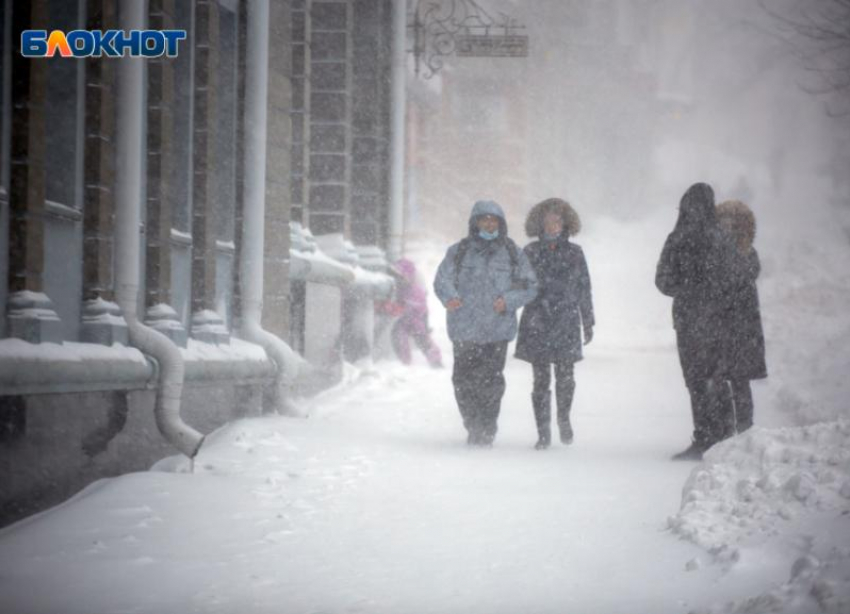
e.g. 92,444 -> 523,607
453,237 -> 526,289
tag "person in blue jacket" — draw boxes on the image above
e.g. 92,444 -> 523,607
515,198 -> 594,449
434,200 -> 538,446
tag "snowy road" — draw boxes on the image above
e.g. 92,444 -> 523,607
0,348 -> 773,614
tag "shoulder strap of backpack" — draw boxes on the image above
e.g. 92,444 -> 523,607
504,238 -> 524,288
453,237 -> 472,287
505,238 -> 519,271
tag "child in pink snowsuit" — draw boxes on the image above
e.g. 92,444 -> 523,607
387,258 -> 443,367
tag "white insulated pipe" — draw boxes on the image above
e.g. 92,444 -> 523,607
239,0 -> 305,407
388,0 -> 407,262
114,0 -> 203,458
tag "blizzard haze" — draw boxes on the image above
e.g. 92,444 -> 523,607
1,1 -> 850,613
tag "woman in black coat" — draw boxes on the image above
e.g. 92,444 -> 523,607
655,183 -> 743,460
515,198 -> 594,449
717,200 -> 767,433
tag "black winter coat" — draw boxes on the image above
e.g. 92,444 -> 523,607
655,184 -> 745,387
515,237 -> 594,364
726,248 -> 767,380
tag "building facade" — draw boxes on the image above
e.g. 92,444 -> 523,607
0,0 -> 398,527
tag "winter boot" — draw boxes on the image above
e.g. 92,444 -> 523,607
532,391 -> 552,450
671,440 -> 705,461
534,431 -> 551,450
687,380 -> 724,452
559,419 -> 574,445
555,365 -> 576,445
556,399 -> 574,445
731,379 -> 754,433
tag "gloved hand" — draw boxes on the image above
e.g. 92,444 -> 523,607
583,326 -> 593,345
446,298 -> 463,312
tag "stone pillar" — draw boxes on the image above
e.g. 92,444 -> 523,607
287,0 -> 310,350
80,0 -> 127,345
144,0 -> 186,345
350,0 -> 392,248
191,0 -> 227,344
262,0 -> 293,339
6,0 -> 62,343
307,0 -> 351,236
290,0 -> 309,227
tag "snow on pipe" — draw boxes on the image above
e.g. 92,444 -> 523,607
238,0 -> 306,408
388,0 -> 407,262
289,250 -> 356,286
114,0 -> 203,458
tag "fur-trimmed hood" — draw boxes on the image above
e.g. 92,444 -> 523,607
716,199 -> 756,252
524,198 -> 581,238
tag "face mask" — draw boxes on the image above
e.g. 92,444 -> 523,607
543,232 -> 561,241
479,229 -> 499,241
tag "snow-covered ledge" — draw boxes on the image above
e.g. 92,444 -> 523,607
354,245 -> 395,299
180,337 -> 275,384
0,335 -> 283,396
311,232 -> 394,299
289,223 -> 356,287
0,338 -> 155,396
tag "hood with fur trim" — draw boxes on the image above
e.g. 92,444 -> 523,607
524,197 -> 581,238
716,199 -> 756,252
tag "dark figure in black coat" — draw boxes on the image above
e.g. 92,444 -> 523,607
717,200 -> 767,434
655,183 -> 744,460
515,198 -> 594,449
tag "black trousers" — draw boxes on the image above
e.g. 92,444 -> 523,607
452,341 -> 508,440
688,377 -> 734,450
532,361 -> 575,435
728,378 -> 754,433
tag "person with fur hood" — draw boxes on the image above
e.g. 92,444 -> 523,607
515,198 -> 594,450
655,183 -> 746,461
434,200 -> 538,446
716,199 -> 767,434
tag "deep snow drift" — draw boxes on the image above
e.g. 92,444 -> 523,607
0,207 -> 848,614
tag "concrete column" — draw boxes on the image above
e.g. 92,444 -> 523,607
146,0 -> 176,308
191,0 -> 226,343
143,0 -> 186,346
387,0 -> 406,261
6,0 -> 62,343
82,0 -> 126,346
350,0 -> 393,248
290,0 -> 309,227
262,0 -> 293,338
307,0 -> 351,236
82,0 -> 118,306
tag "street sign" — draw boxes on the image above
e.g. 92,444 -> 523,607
455,34 -> 528,58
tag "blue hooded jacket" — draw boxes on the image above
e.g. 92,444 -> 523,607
433,200 -> 538,344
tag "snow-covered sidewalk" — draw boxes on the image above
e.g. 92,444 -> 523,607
2,216 -> 849,614
1,347 -> 843,614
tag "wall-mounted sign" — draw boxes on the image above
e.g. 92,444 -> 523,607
408,0 -> 529,78
455,34 -> 528,58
